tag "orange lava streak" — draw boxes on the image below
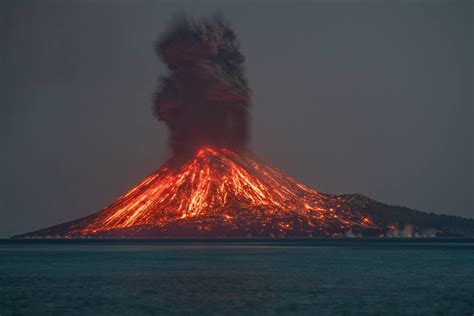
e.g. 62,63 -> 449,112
66,147 -> 378,236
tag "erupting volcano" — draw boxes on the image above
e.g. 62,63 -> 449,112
20,147 -> 383,237
17,15 -> 474,238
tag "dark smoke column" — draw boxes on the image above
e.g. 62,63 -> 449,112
154,15 -> 251,154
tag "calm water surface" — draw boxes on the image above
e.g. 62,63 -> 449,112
0,238 -> 473,315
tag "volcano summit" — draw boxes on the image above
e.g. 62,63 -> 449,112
17,15 -> 474,238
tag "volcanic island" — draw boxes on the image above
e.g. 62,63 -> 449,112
16,15 -> 474,238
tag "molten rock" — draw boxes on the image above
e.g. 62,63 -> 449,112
18,147 -> 385,237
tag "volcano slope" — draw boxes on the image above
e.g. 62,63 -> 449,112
15,147 -> 474,238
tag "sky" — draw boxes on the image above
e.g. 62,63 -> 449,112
1,0 -> 472,237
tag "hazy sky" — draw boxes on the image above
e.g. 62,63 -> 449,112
1,0 -> 472,237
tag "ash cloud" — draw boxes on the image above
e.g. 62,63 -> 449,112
153,14 -> 251,154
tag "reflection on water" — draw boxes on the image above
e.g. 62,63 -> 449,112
1,239 -> 473,315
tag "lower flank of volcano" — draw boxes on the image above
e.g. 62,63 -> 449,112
15,147 -> 474,238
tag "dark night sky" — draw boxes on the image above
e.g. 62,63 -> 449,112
1,1 -> 472,237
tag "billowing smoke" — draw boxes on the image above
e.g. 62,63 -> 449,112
153,14 -> 251,154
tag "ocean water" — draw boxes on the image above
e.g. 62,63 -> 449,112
0,239 -> 473,315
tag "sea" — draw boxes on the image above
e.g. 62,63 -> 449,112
0,238 -> 473,315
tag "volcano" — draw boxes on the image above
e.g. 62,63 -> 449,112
15,15 -> 474,238
16,146 -> 474,238
17,147 -> 382,238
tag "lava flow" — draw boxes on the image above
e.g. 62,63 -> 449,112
29,147 -> 381,237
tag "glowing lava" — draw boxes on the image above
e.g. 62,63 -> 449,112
27,147 -> 381,237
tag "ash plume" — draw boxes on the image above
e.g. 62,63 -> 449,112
153,14 -> 251,154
